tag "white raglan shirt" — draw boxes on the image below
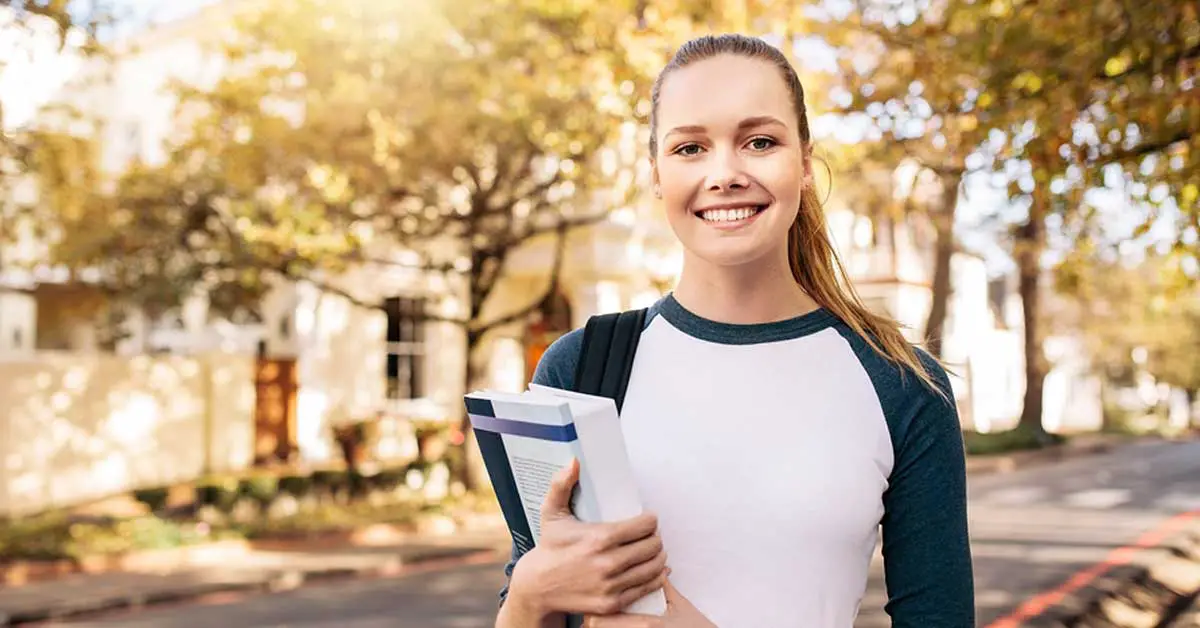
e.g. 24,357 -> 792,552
500,294 -> 974,628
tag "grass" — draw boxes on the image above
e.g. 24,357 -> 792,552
228,501 -> 432,540
962,424 -> 1066,456
0,513 -> 232,562
0,497 -> 450,561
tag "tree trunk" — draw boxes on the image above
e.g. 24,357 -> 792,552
453,330 -> 491,493
1016,192 -> 1048,437
923,173 -> 961,359
1188,389 -> 1199,430
1100,375 -> 1118,432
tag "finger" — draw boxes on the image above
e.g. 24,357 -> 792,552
603,511 -> 659,547
606,531 -> 664,574
540,458 -> 579,518
615,558 -> 669,609
583,613 -> 663,628
610,545 -> 667,592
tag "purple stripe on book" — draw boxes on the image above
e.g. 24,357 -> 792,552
467,413 -> 578,442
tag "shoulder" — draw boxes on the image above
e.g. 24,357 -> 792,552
829,323 -> 960,450
530,304 -> 660,391
830,323 -> 951,405
531,327 -> 586,390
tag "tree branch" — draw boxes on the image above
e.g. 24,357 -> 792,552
1102,129 -> 1193,165
351,253 -> 462,275
468,220 -> 570,336
301,273 -> 471,325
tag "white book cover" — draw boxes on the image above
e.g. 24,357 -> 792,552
464,386 -> 667,617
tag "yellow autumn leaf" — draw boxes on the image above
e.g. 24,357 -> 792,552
1105,55 -> 1131,77
1182,183 -> 1199,206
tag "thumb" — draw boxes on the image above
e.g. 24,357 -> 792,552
540,458 -> 580,518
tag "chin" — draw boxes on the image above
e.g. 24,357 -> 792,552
691,248 -> 772,267
674,225 -> 792,272
684,241 -> 781,269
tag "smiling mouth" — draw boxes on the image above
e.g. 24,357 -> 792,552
695,204 -> 769,223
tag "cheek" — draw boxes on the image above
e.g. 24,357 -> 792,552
760,158 -> 805,200
657,164 -> 697,213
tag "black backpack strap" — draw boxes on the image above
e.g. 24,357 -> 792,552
572,308 -> 646,412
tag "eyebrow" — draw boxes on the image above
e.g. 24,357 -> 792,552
664,115 -> 788,140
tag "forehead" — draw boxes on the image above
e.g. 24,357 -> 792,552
656,54 -> 797,131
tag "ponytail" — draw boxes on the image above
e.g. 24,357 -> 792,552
789,187 -> 950,401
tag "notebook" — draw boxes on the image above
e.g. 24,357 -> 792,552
463,385 -> 667,618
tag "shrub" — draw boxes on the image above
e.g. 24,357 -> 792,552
963,425 -> 1065,456
277,474 -> 314,499
310,470 -> 348,501
239,475 -> 280,507
131,487 -> 170,513
373,467 -> 408,492
196,479 -> 240,514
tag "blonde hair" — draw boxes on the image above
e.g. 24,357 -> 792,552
649,34 -> 947,398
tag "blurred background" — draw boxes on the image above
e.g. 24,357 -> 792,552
0,0 -> 1197,626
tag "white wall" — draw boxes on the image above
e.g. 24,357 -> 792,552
0,352 -> 254,516
0,291 -> 37,354
293,281 -> 388,463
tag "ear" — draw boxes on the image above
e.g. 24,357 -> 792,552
800,145 -> 815,190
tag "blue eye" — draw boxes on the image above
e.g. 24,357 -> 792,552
674,144 -> 702,156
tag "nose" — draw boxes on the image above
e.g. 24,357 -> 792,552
704,147 -> 750,192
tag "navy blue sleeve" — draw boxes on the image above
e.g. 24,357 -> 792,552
834,328 -> 975,627
496,328 -> 585,607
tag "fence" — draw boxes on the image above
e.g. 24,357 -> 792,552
0,351 -> 255,517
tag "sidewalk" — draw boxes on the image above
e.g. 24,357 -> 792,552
964,431 -> 1190,476
1017,510 -> 1200,627
0,528 -> 510,626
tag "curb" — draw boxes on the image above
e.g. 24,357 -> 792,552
964,432 -> 1187,476
999,512 -> 1200,627
966,441 -> 1115,476
0,545 -> 501,626
0,539 -> 253,587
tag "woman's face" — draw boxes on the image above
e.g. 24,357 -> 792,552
652,54 -> 808,270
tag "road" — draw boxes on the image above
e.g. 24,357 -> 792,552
62,438 -> 1200,628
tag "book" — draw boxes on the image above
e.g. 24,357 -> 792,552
464,385 -> 668,618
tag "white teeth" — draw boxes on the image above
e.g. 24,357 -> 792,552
699,207 -> 759,222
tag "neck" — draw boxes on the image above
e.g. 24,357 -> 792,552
671,250 -> 820,324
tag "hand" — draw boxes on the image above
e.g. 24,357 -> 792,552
583,574 -> 717,627
507,458 -> 669,619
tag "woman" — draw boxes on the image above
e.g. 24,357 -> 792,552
495,33 -> 974,628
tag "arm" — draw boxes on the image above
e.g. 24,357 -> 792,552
495,542 -> 566,628
495,558 -> 566,628
880,361 -> 975,627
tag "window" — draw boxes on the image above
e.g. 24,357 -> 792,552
384,296 -> 426,400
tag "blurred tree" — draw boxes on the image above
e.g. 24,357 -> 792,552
814,0 -> 1197,438
1058,252 -> 1200,428
1,1 -> 111,244
810,15 -> 979,359
40,0 -> 665,488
